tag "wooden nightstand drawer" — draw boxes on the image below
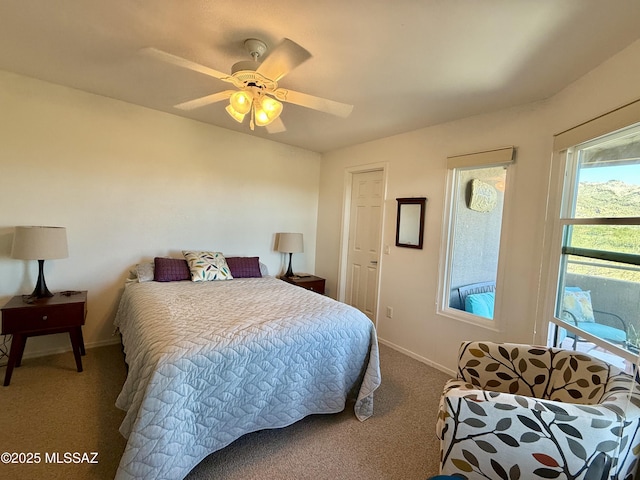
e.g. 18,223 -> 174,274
2,302 -> 86,334
303,279 -> 325,293
280,275 -> 326,295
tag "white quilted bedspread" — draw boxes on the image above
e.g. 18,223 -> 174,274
113,276 -> 380,480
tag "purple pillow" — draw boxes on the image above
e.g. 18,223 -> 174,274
225,257 -> 262,278
154,257 -> 190,282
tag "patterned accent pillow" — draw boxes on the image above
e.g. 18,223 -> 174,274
182,251 -> 233,281
225,257 -> 262,278
154,257 -> 190,282
563,289 -> 595,323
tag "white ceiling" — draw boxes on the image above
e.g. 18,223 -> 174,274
0,0 -> 639,153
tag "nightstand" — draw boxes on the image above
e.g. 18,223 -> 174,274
1,291 -> 87,386
280,275 -> 325,295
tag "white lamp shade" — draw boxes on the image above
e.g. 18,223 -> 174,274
276,233 -> 303,253
12,226 -> 68,260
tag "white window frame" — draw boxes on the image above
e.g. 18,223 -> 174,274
541,99 -> 640,364
437,147 -> 515,330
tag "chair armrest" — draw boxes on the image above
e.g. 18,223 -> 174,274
600,371 -> 640,417
562,309 -> 579,326
593,309 -> 628,334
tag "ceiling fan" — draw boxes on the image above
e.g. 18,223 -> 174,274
142,38 -> 353,133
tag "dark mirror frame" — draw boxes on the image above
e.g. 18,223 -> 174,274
395,197 -> 427,249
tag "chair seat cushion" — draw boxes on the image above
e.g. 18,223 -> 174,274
569,322 -> 626,343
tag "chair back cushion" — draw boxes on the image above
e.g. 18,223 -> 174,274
563,288 -> 596,323
457,341 -> 615,404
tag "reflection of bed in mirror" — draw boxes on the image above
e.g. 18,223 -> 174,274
450,281 -> 496,319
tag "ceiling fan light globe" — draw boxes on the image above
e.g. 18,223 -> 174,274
254,106 -> 276,127
229,91 -> 252,115
254,96 -> 283,126
260,96 -> 283,118
225,104 -> 246,123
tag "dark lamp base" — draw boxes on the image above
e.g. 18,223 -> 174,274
31,259 -> 54,298
284,252 -> 295,278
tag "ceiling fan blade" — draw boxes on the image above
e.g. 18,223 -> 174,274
274,88 -> 353,118
174,90 -> 235,110
266,116 -> 286,134
141,47 -> 233,82
257,39 -> 311,82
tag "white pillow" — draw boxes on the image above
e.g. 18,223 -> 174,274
259,262 -> 269,276
135,262 -> 154,282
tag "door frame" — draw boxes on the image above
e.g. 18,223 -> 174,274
337,162 -> 388,327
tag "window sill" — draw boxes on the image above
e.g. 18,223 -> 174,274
436,308 -> 502,333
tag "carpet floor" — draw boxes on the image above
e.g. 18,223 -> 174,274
0,342 -> 451,479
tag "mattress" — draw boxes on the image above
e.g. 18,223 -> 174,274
113,276 -> 381,479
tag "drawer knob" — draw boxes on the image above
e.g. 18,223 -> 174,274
42,315 -> 48,320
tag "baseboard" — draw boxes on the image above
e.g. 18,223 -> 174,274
0,336 -> 121,367
378,337 -> 456,377
2,334 -> 449,376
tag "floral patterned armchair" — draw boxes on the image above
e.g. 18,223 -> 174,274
436,341 -> 640,480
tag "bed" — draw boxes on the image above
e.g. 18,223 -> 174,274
113,269 -> 380,480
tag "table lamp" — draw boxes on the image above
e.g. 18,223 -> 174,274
276,232 -> 303,278
12,226 -> 68,298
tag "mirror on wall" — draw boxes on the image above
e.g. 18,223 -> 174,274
395,197 -> 426,249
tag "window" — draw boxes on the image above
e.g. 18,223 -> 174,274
548,119 -> 640,368
439,147 -> 514,326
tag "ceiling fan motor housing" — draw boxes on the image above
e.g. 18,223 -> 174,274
230,69 -> 277,92
231,60 -> 259,74
231,38 -> 274,90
